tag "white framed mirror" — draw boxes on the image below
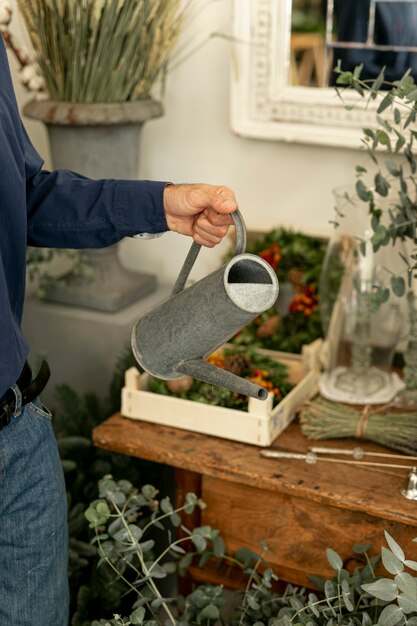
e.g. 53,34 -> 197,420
230,0 -> 401,149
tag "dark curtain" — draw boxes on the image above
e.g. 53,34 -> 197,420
331,0 -> 417,83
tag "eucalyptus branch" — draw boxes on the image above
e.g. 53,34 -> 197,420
238,548 -> 268,626
140,502 -> 191,536
285,595 -> 344,625
112,499 -> 177,626
148,535 -> 193,573
95,532 -> 143,602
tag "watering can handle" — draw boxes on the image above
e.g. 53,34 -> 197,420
171,209 -> 247,297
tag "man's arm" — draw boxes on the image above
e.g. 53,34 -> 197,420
24,129 -> 235,250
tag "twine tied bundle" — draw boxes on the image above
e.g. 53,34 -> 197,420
299,396 -> 417,456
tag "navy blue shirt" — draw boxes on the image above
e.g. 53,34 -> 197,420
0,38 -> 169,396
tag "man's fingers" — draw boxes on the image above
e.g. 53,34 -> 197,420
187,185 -> 237,215
193,232 -> 221,248
204,207 -> 233,226
193,212 -> 229,247
210,186 -> 238,214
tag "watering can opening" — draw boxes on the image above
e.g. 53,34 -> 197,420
225,255 -> 279,314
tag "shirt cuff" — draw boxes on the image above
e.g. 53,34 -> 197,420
133,232 -> 165,239
113,179 -> 169,235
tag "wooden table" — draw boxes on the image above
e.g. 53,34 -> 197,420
93,414 -> 417,589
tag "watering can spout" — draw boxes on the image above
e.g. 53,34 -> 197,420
177,359 -> 269,401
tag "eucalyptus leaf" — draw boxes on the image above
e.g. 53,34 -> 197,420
213,536 -> 226,558
377,92 -> 393,113
326,548 -> 343,571
398,593 -> 417,614
198,552 -> 210,568
356,180 -> 371,202
377,604 -> 404,626
160,497 -> 173,514
362,613 -> 373,626
385,161 -> 400,177
390,276 -> 406,298
148,563 -> 167,579
162,561 -> 177,575
342,582 -> 354,612
395,572 -> 417,597
307,600 -> 320,617
376,130 -> 391,149
130,606 -> 146,625
179,552 -> 193,573
385,531 -> 405,562
138,539 -> 155,553
353,543 -> 372,554
324,579 -> 336,599
170,513 -> 182,528
395,134 -> 406,153
405,109 -> 417,129
198,603 -> 220,621
375,172 -> 390,196
362,578 -> 398,602
191,533 -> 207,553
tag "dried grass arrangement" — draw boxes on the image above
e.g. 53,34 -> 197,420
17,0 -> 188,103
300,396 -> 417,456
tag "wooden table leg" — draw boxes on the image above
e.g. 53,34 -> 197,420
175,468 -> 202,596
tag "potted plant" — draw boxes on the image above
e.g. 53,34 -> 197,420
85,474 -> 417,626
1,0 -> 190,311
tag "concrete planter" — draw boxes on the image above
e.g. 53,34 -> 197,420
24,99 -> 163,312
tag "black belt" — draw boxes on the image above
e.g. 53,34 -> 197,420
0,361 -> 51,430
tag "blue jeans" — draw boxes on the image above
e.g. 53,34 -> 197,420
0,400 -> 69,626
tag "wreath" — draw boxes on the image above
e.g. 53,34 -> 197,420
228,228 -> 327,354
147,348 -> 292,411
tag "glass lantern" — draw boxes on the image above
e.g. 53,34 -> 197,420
319,186 -> 406,404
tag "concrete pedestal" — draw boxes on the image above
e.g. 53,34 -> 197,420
22,285 -> 171,407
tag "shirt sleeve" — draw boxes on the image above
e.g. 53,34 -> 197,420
24,125 -> 169,249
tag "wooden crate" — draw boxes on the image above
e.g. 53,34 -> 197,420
121,344 -> 320,447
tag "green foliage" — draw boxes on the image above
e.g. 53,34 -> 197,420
333,64 -> 417,299
225,228 -> 326,354
26,247 -> 91,299
85,475 -> 417,626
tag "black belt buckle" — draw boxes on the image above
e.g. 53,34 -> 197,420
0,400 -> 13,429
0,361 -> 50,431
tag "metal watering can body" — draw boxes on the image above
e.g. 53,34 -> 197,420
131,210 -> 279,400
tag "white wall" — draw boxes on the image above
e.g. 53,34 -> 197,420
8,0 -> 362,284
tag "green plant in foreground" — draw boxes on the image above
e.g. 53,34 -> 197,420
85,475 -> 417,626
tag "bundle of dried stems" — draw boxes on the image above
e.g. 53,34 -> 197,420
299,395 -> 417,456
17,0 -> 188,102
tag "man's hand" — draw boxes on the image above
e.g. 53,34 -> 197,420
163,183 -> 237,247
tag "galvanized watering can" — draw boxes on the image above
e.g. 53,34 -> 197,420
131,210 -> 279,400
